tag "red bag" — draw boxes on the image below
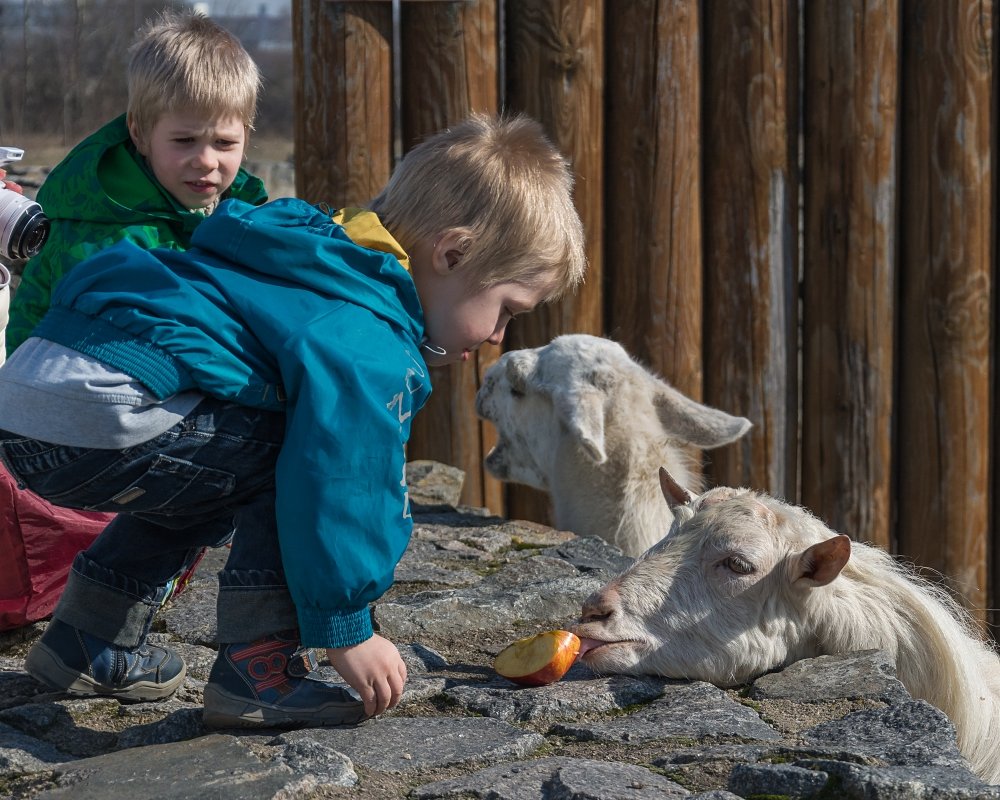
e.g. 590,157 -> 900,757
0,464 -> 112,630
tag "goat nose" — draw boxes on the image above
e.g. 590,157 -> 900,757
581,588 -> 618,622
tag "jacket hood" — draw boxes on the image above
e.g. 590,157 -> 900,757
190,197 -> 425,342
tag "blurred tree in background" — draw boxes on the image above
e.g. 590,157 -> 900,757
0,0 -> 293,147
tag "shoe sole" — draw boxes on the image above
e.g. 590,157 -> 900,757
202,683 -> 368,729
24,642 -> 186,702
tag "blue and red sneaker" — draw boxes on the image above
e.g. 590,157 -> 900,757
202,631 -> 367,728
25,619 -> 185,701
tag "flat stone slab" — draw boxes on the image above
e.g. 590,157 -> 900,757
29,734 -> 306,799
374,573 -> 606,640
446,669 -> 671,722
749,649 -> 910,704
406,460 -> 465,507
729,762 -> 831,797
277,716 -> 545,773
541,536 -> 635,575
552,681 -> 781,744
803,700 -> 966,768
411,756 -> 691,799
780,761 -> 1000,800
0,721 -> 76,776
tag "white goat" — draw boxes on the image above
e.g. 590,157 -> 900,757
575,468 -> 1000,784
475,334 -> 751,556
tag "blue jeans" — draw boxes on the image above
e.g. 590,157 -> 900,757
0,397 -> 297,648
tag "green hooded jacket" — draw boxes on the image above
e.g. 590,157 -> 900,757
6,114 -> 268,354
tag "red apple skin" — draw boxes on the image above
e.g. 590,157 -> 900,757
493,630 -> 582,686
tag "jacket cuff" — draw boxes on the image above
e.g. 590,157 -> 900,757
296,605 -> 373,649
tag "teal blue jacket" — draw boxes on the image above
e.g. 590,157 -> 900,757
36,197 -> 433,648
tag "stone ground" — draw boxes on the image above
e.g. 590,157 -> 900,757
0,462 -> 998,799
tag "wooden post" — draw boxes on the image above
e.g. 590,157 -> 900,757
897,0 -> 993,621
606,0 -> 702,400
702,1 -> 799,498
396,0 -> 504,514
800,1 -> 899,549
292,0 -> 393,206
503,0 -> 605,525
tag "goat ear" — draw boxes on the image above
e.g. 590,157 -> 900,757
553,387 -> 607,463
652,383 -> 752,448
793,534 -> 851,587
659,466 -> 697,507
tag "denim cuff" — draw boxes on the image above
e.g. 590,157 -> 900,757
55,555 -> 167,648
216,568 -> 298,643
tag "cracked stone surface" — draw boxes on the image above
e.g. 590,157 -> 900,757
1,462 -> 997,799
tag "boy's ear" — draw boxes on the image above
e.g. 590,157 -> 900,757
431,228 -> 471,276
126,114 -> 148,156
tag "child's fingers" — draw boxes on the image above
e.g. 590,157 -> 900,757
366,668 -> 405,717
375,677 -> 392,715
354,680 -> 378,717
386,663 -> 406,710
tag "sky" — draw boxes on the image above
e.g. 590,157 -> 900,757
197,0 -> 290,15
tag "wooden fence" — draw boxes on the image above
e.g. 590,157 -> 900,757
292,0 -> 997,634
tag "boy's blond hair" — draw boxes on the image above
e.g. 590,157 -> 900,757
127,9 -> 260,139
369,113 -> 586,301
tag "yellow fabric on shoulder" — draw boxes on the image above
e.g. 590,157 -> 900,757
331,207 -> 410,272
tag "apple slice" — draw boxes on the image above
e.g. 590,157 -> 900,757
493,629 -> 581,686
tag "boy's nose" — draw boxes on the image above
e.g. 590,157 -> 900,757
192,148 -> 218,169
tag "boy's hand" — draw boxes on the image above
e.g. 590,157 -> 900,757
326,634 -> 407,717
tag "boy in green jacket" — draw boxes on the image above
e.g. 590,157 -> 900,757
5,9 -> 267,356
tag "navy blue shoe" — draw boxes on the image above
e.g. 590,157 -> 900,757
24,619 -> 186,701
203,631 -> 367,729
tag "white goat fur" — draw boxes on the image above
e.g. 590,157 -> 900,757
475,334 -> 751,556
575,471 -> 1000,784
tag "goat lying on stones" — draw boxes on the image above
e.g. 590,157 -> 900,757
475,334 -> 751,557
575,468 -> 1000,784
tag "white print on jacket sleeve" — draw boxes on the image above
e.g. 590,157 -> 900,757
391,349 -> 430,521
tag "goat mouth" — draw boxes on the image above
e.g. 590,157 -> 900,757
577,637 -> 638,659
483,443 -> 508,478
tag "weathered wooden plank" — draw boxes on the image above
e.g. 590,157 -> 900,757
293,0 -> 393,206
800,1 -> 899,550
702,0 -> 799,498
606,0 -> 702,398
502,0 -> 605,524
897,0 -> 993,620
397,0 -> 504,513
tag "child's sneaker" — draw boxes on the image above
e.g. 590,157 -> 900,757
24,619 -> 186,701
202,631 -> 368,729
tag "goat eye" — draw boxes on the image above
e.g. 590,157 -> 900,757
723,555 -> 755,575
